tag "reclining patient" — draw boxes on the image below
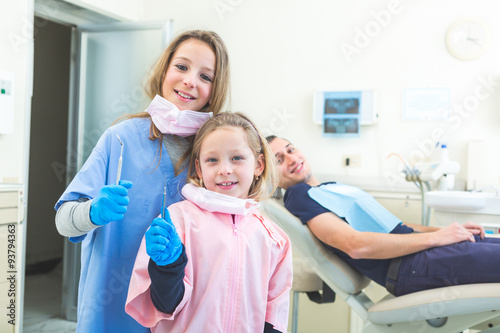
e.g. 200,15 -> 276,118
267,135 -> 500,296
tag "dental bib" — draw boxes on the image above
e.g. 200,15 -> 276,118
181,183 -> 260,216
308,183 -> 401,233
146,94 -> 212,137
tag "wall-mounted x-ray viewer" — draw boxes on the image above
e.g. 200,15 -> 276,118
0,70 -> 15,134
313,90 -> 377,138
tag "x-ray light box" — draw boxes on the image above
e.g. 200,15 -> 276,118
313,90 -> 377,138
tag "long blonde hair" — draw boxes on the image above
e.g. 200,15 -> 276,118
187,112 -> 278,201
122,30 -> 231,174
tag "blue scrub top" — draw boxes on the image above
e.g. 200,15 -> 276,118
56,117 -> 187,332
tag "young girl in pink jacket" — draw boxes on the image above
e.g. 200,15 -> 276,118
126,113 -> 293,332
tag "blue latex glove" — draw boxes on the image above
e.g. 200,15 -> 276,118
90,180 -> 133,226
146,212 -> 183,266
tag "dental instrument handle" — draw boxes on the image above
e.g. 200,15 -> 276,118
116,134 -> 124,185
161,186 -> 166,219
116,156 -> 122,185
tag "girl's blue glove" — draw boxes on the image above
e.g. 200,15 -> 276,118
90,180 -> 133,226
146,212 -> 183,266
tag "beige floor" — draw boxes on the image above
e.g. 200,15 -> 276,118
22,262 -> 353,333
23,263 -> 76,333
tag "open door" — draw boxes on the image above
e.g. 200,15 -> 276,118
63,20 -> 172,321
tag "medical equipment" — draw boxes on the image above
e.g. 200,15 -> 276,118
116,134 -> 124,184
416,144 -> 460,191
416,160 -> 459,182
289,255 -> 335,333
387,152 -> 432,225
161,185 -> 167,219
387,143 -> 460,226
260,198 -> 500,333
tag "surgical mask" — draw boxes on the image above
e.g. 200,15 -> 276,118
182,183 -> 260,216
146,94 -> 212,137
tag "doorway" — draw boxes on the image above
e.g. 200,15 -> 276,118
26,2 -> 170,329
25,17 -> 75,331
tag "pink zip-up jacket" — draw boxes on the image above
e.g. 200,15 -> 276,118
125,199 -> 293,332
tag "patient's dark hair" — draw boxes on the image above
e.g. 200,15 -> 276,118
265,135 -> 278,144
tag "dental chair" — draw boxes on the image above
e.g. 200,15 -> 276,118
261,198 -> 500,333
289,254 -> 336,333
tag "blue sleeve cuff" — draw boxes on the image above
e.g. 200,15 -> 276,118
69,235 -> 86,243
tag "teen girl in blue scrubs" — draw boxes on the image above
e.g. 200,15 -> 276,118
54,30 -> 231,332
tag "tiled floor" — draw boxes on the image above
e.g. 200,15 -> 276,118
23,263 -> 76,333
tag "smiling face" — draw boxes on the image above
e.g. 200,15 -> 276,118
268,137 -> 316,189
162,38 -> 215,111
195,127 -> 264,199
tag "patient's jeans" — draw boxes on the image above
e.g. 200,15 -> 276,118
389,235 -> 500,296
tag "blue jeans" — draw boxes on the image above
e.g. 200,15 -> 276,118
390,235 -> 500,296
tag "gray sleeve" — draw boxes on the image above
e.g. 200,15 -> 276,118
55,200 -> 99,237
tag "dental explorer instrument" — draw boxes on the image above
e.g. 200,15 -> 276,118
161,180 -> 167,219
116,135 -> 124,184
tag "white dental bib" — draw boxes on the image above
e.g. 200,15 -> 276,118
181,183 -> 260,216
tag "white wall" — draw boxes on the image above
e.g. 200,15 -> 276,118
0,0 -> 32,184
5,0 -> 499,192
144,0 -> 500,192
3,1 -> 499,199
63,0 -> 143,21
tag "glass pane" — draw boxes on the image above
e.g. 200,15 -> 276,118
79,27 -> 164,166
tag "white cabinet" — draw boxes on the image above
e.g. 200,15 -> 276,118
63,0 -> 143,22
0,185 -> 24,333
367,191 -> 423,225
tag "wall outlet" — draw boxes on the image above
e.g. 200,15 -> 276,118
343,155 -> 361,167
